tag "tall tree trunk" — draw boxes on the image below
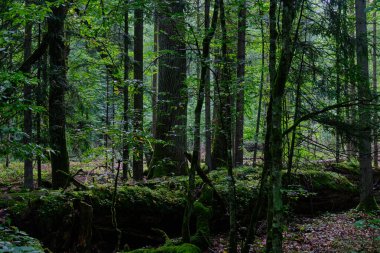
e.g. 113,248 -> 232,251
265,0 -> 277,250
218,1 -> 237,252
373,3 -> 378,169
286,51 -> 304,179
266,0 -> 300,251
182,0 -> 219,242
36,23 -> 47,188
234,0 -> 246,167
133,5 -> 144,180
48,3 -> 70,189
253,3 -> 265,166
123,3 -> 130,180
23,0 -> 33,189
355,0 -> 378,211
152,12 -> 158,138
335,1 -> 342,163
204,0 -> 213,170
149,0 -> 188,177
105,73 -> 110,169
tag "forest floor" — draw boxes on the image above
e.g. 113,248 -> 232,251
1,161 -> 380,252
210,210 -> 380,253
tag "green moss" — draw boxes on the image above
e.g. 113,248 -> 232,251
190,201 -> 212,249
292,169 -> 357,193
357,197 -> 379,212
125,243 -> 201,253
332,160 -> 360,175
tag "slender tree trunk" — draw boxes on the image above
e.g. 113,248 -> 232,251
149,0 -> 188,177
36,23 -> 47,188
152,12 -> 158,138
253,4 -> 265,166
218,1 -> 237,252
23,0 -> 33,189
266,0 -> 300,251
355,0 -> 378,211
105,73 -> 110,169
234,0 -> 246,167
265,0 -> 277,250
133,5 -> 144,180
373,4 -> 378,169
335,1 -> 342,163
123,4 -> 130,180
286,52 -> 305,179
204,0 -> 212,170
182,0 -> 219,242
48,3 -> 70,189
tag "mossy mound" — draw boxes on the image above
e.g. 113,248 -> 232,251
291,169 -> 357,193
125,243 -> 201,253
0,163 -> 361,251
0,225 -> 44,252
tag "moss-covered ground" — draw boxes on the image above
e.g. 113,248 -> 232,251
0,161 -> 368,252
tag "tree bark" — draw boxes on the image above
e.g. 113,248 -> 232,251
149,0 -> 188,177
204,0 -> 213,170
152,11 -> 158,138
48,3 -> 70,189
133,5 -> 144,180
182,0 -> 219,242
123,3 -> 130,180
253,3 -> 266,166
373,3 -> 378,169
265,0 -> 300,251
355,0 -> 378,211
23,0 -> 33,190
234,0 -> 246,167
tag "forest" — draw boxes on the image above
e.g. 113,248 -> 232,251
1,0 -> 380,252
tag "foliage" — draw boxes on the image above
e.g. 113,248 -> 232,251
0,225 -> 44,253
125,243 -> 201,253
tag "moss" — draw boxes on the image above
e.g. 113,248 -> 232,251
125,243 -> 201,253
190,201 -> 212,249
331,160 -> 360,175
292,169 -> 357,193
356,197 -> 379,212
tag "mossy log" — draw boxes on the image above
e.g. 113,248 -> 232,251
0,165 -> 361,252
125,243 -> 201,253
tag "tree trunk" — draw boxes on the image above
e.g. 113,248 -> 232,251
48,3 -> 70,189
123,4 -> 130,180
204,0 -> 213,170
266,0 -> 300,251
133,6 -> 144,180
152,12 -> 158,138
36,23 -> 47,188
373,3 -> 378,169
253,4 -> 265,166
23,0 -> 33,190
182,0 -> 219,242
218,1 -> 237,252
234,0 -> 246,167
355,0 -> 378,211
149,0 -> 188,177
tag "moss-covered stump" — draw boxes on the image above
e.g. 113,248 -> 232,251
125,243 -> 201,253
0,224 -> 44,252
